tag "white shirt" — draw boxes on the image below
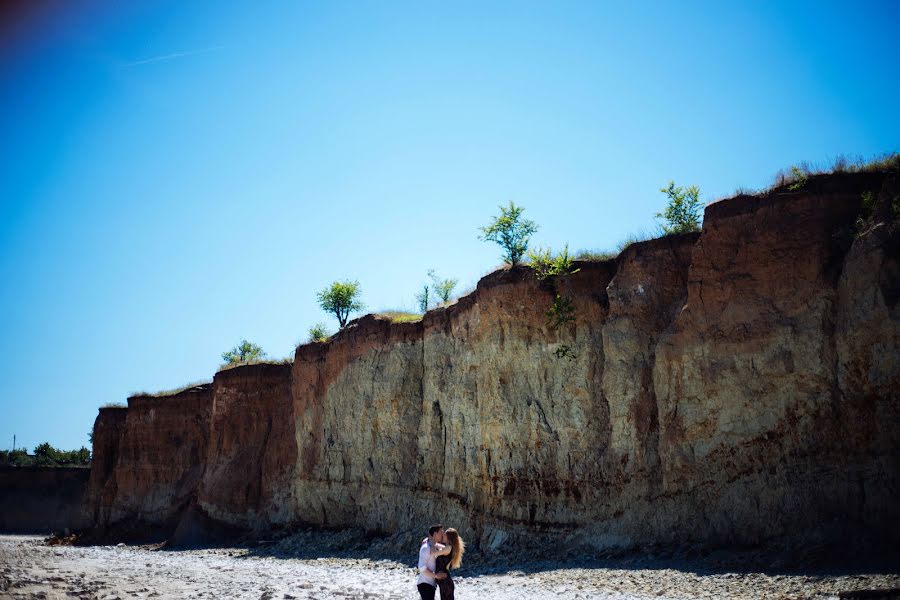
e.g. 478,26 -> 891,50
415,538 -> 437,587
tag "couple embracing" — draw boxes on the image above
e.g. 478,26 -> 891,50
416,524 -> 465,600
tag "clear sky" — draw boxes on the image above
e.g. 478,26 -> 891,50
1,0 -> 898,452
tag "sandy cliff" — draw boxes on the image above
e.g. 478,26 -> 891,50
85,406 -> 127,529
198,363 -> 296,530
84,387 -> 211,540
652,176 -> 897,548
84,171 -> 900,551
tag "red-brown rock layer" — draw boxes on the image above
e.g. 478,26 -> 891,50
198,363 -> 295,530
106,387 -> 212,532
85,406 -> 127,528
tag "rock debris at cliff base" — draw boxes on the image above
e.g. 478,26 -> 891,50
3,536 -> 900,600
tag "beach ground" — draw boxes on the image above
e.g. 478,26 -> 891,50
1,535 -> 898,600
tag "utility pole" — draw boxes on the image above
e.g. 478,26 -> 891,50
12,434 -> 15,452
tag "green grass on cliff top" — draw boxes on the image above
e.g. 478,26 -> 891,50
377,310 -> 423,323
748,152 -> 900,197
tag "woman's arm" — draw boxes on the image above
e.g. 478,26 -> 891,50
429,543 -> 451,556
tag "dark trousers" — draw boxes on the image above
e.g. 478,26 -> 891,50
438,578 -> 455,600
417,583 -> 436,600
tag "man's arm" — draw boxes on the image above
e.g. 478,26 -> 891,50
421,567 -> 442,579
429,543 -> 451,557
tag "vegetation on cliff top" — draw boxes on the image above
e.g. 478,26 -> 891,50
721,152 -> 900,198
128,381 -> 211,398
478,201 -> 539,266
294,153 -> 898,355
415,269 -> 459,313
222,339 -> 266,366
377,310 -> 422,324
317,280 -> 364,328
656,181 -> 703,234
308,322 -> 331,343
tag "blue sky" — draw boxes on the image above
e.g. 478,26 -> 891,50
1,1 -> 898,452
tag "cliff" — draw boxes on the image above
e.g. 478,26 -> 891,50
84,170 -> 900,552
85,387 -> 211,541
0,467 -> 90,533
84,406 -> 127,529
197,363 -> 295,529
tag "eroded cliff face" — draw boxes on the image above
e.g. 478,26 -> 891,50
86,171 -> 900,551
85,407 -> 127,528
104,387 -> 212,535
198,363 -> 296,530
293,316 -> 424,530
653,176 -> 899,547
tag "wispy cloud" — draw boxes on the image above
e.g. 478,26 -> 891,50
125,45 -> 226,67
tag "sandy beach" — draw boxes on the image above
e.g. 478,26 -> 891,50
2,535 -> 899,600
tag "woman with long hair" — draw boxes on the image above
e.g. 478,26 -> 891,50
434,528 -> 465,600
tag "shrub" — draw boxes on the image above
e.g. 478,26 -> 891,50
787,165 -> 809,191
528,247 -> 553,278
0,449 -> 30,467
317,280 -> 364,328
657,182 -> 702,234
478,201 -> 539,266
861,191 -> 876,216
546,294 -> 576,329
856,188 -> 900,235
308,322 -> 330,343
222,339 -> 265,366
428,270 -> 458,303
554,345 -> 577,360
527,245 -> 579,280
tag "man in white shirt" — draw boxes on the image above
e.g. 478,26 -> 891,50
416,524 -> 447,600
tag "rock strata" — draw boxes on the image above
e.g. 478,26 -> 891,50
198,363 -> 295,530
108,387 -> 212,532
81,170 -> 900,553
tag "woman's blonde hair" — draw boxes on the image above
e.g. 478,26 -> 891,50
444,528 -> 465,569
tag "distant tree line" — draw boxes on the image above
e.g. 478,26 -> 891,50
0,443 -> 91,467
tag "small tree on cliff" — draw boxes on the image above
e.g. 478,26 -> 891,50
317,280 -> 364,328
657,181 -> 703,234
222,339 -> 266,366
415,283 -> 431,313
479,201 -> 539,266
428,269 -> 458,304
